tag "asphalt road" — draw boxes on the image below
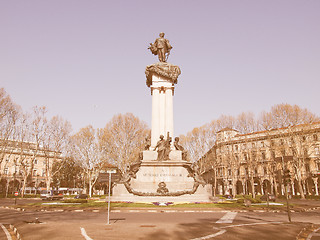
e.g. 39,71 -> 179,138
0,207 -> 320,240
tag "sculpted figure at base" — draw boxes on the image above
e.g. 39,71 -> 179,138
174,137 -> 188,160
156,182 -> 169,195
154,135 -> 166,161
148,32 -> 172,62
154,134 -> 171,161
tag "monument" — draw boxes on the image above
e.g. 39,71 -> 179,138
111,33 -> 212,202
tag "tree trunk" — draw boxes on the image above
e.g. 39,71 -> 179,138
273,176 -> 278,197
21,175 -> 27,198
250,176 -> 255,198
297,179 -> 305,199
213,170 -> 217,196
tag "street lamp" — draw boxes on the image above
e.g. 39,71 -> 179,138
106,168 -> 116,225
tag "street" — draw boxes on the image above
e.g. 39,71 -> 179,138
0,204 -> 320,240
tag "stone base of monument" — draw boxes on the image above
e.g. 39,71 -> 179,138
111,150 -> 212,203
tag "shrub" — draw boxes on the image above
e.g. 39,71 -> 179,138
63,199 -> 88,204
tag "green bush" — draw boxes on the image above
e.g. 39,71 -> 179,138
236,199 -> 244,204
62,199 -> 88,204
305,195 -> 320,200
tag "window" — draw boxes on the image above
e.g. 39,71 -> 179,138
244,154 -> 248,161
271,151 -> 275,159
34,159 -> 38,164
261,141 -> 265,147
263,167 -> 267,175
6,157 -> 10,162
252,152 -> 256,160
317,162 -> 320,171
302,136 -> 306,142
235,145 -> 238,151
252,143 -> 255,148
33,169 -> 37,176
280,139 -> 284,145
228,169 -> 231,176
313,134 -> 318,141
261,151 -> 266,160
4,168 -> 8,175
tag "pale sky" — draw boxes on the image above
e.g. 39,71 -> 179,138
1,0 -> 320,136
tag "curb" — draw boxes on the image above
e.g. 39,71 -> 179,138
1,205 -> 319,213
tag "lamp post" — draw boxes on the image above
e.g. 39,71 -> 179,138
282,156 -> 292,222
106,169 -> 116,225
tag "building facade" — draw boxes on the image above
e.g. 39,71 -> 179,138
0,140 -> 61,194
200,123 -> 320,197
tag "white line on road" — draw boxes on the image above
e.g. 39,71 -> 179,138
221,221 -> 283,229
80,227 -> 93,240
307,227 -> 320,240
190,230 -> 226,240
216,212 -> 237,223
0,223 -> 12,240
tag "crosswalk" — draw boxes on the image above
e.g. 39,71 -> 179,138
216,212 -> 237,224
190,212 -> 237,240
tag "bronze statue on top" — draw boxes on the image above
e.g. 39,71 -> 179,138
148,32 -> 172,62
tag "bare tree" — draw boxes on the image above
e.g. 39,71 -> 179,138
180,121 -> 218,167
42,116 -> 72,190
98,113 -> 149,174
15,113 -> 32,197
72,125 -> 104,197
260,103 -> 319,129
0,88 -> 20,176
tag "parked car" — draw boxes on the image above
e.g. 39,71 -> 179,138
74,194 -> 88,199
40,190 -> 64,201
261,194 -> 276,202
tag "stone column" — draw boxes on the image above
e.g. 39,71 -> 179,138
146,63 -> 181,149
159,88 -> 166,137
150,76 -> 175,148
151,87 -> 160,148
165,87 -> 174,146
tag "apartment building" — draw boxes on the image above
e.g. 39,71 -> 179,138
0,140 -> 61,194
200,123 -> 320,197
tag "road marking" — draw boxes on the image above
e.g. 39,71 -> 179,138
0,224 -> 12,240
190,230 -> 226,240
221,221 -> 283,229
307,227 -> 320,240
216,212 -> 237,223
80,227 -> 93,240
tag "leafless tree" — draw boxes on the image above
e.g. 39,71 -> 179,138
0,88 -> 20,176
41,116 -> 72,190
72,125 -> 104,197
98,113 -> 149,174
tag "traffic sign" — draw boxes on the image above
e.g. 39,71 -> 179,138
14,192 -> 18,196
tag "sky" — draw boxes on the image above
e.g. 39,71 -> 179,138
1,0 -> 320,136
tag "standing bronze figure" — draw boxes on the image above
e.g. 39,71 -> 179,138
148,32 -> 172,62
154,135 -> 166,161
